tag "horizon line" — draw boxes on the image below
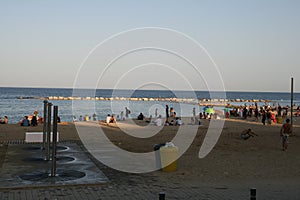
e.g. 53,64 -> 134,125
0,86 -> 299,94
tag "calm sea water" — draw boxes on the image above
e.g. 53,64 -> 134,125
0,87 -> 299,124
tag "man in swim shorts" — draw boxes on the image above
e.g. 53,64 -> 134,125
280,119 -> 292,151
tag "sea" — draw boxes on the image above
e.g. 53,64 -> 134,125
0,87 -> 299,124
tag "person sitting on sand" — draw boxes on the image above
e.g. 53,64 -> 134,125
153,115 -> 163,126
73,116 -> 78,122
106,114 -> 111,124
280,118 -> 292,151
92,113 -> 97,121
175,117 -> 183,126
170,107 -> 175,118
109,114 -> 116,123
145,115 -> 152,123
240,128 -> 258,140
137,113 -> 145,120
57,116 -> 61,123
169,119 -> 175,126
3,116 -> 8,124
21,116 -> 30,126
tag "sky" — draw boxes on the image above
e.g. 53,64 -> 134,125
0,0 -> 299,92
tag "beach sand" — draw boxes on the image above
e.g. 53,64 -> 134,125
0,116 -> 300,198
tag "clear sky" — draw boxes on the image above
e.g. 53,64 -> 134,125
0,0 -> 299,92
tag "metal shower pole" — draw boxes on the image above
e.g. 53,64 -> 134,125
51,105 -> 58,177
42,100 -> 48,150
46,102 -> 52,161
291,77 -> 294,131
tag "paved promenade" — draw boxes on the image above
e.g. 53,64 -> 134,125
1,176 -> 300,199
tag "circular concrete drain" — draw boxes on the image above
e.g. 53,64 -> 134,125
22,146 -> 43,151
23,156 -> 75,163
23,145 -> 69,151
19,170 -> 86,182
53,146 -> 69,151
22,157 -> 46,162
56,156 -> 75,163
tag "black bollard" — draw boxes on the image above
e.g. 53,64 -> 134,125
250,188 -> 256,200
46,102 -> 52,161
159,192 -> 165,200
51,105 -> 58,177
42,100 -> 48,150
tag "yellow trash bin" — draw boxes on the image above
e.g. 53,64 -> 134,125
277,116 -> 282,124
160,146 -> 178,172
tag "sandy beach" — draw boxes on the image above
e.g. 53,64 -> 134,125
0,116 -> 300,199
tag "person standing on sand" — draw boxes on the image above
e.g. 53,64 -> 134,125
243,106 -> 248,119
280,118 -> 292,151
266,110 -> 272,125
125,107 -> 131,118
261,110 -> 266,125
165,105 -> 169,123
120,111 -> 124,120
254,108 -> 259,121
192,107 -> 196,124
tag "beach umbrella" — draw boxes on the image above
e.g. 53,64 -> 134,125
203,106 -> 210,112
205,107 -> 215,114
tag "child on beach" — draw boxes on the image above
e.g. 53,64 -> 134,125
280,119 -> 292,151
240,128 -> 258,140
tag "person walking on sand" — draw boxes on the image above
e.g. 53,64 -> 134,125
280,118 -> 292,151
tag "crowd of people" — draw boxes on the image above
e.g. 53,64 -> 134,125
226,102 -> 300,125
0,110 -> 43,126
1,103 -> 296,152
103,106 -> 185,127
73,113 -> 97,122
19,110 -> 45,126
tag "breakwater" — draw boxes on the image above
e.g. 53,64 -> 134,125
18,95 -> 272,106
